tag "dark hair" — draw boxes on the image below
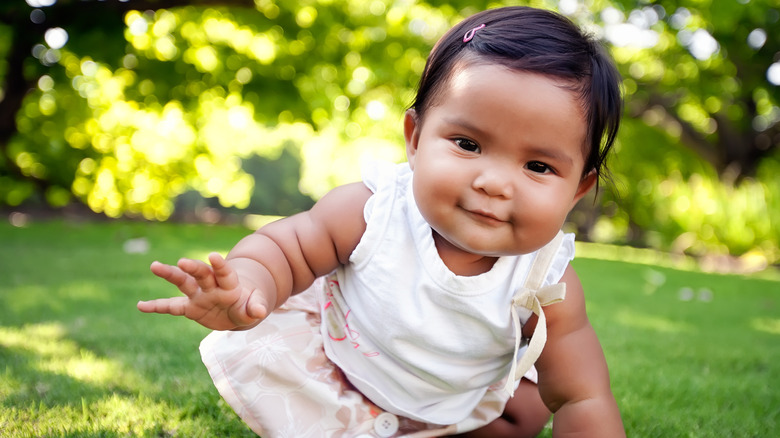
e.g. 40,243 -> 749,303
410,7 -> 622,181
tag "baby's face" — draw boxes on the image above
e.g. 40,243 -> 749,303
405,63 -> 595,256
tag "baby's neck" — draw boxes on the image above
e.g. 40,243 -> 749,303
432,232 -> 498,277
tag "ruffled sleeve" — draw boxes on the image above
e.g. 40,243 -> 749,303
543,232 -> 575,286
350,160 -> 411,268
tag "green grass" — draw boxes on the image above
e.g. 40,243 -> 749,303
572,258 -> 779,437
1,219 -> 778,437
0,220 -> 256,437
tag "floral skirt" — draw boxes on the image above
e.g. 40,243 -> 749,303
200,277 -> 515,438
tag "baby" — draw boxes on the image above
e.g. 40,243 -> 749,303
139,6 -> 625,437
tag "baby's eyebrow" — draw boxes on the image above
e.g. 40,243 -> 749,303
442,116 -> 492,140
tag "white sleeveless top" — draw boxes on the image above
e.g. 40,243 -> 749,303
320,161 -> 574,424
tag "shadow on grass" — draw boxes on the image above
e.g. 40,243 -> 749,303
0,316 -> 254,437
0,220 -> 257,437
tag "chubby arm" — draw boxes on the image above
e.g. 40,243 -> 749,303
227,181 -> 371,312
532,264 -> 625,437
138,182 -> 372,330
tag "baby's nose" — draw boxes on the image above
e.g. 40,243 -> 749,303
472,168 -> 513,198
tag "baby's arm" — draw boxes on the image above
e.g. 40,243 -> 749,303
532,265 -> 625,437
138,182 -> 372,330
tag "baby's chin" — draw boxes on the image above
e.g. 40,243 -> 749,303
462,239 -> 554,258
440,235 -> 536,258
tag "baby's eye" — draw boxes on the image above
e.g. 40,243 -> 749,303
454,138 -> 480,153
526,161 -> 553,174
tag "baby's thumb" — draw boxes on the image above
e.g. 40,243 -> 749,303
245,290 -> 271,321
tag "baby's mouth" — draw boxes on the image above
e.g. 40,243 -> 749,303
465,208 -> 506,224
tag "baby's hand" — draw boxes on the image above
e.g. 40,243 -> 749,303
137,252 -> 270,330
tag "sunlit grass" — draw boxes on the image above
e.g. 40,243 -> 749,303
751,317 -> 780,335
1,219 -> 778,437
1,219 -> 255,437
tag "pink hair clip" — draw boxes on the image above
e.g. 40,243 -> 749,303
463,24 -> 486,42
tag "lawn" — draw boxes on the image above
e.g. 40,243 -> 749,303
1,219 -> 778,437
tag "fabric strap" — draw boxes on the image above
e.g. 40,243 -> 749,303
504,231 -> 567,395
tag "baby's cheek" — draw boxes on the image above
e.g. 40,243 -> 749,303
526,189 -> 558,211
528,197 -> 570,230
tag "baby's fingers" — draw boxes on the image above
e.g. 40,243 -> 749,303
177,258 -> 217,291
137,296 -> 191,316
208,252 -> 239,290
150,261 -> 199,297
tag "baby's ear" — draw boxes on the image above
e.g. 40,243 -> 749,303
571,170 -> 597,207
404,109 -> 421,170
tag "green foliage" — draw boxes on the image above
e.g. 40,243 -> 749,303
595,118 -> 779,264
0,0 -> 778,263
1,220 -> 778,436
571,0 -> 780,264
604,0 -> 780,172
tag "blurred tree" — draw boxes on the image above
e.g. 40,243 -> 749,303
0,0 -> 260,217
0,0 -> 777,264
575,0 -> 779,264
600,0 -> 779,180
